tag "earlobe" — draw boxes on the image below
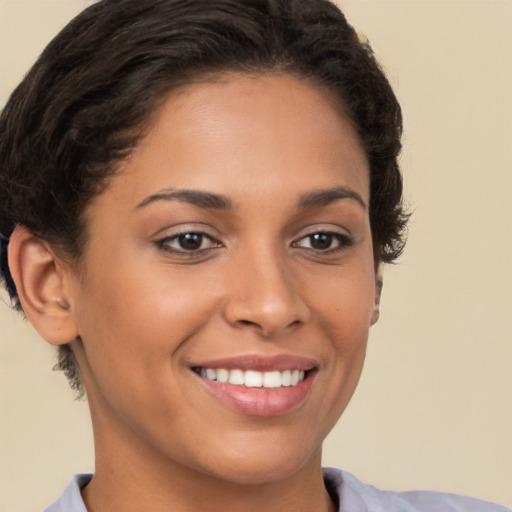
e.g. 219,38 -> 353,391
370,271 -> 383,326
8,226 -> 79,345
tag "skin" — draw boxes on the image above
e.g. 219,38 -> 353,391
12,73 -> 380,511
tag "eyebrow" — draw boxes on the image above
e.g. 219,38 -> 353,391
136,185 -> 366,211
298,186 -> 367,210
136,188 -> 233,210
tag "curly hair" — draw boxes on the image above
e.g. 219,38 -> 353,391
0,0 -> 408,396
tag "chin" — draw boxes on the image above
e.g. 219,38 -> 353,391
194,438 -> 322,486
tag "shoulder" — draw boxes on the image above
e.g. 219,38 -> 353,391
43,474 -> 91,512
323,467 -> 511,512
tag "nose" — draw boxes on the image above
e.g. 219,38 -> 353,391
223,246 -> 310,337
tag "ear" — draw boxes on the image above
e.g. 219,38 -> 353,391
8,226 -> 79,345
370,268 -> 383,326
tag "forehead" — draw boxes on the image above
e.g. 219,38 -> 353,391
99,73 -> 370,210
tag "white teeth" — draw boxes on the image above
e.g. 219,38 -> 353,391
228,369 -> 245,385
291,370 -> 300,386
281,370 -> 292,387
199,368 -> 307,388
205,368 -> 217,380
244,370 -> 263,387
216,368 -> 229,383
263,370 -> 282,388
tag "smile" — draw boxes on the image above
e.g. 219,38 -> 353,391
195,368 -> 306,388
191,357 -> 318,416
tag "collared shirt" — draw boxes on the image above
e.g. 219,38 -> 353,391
44,468 -> 511,512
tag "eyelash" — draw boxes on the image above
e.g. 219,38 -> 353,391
291,231 -> 354,254
155,231 -> 221,254
155,230 -> 353,256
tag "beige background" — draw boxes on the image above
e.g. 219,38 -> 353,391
0,1 -> 511,510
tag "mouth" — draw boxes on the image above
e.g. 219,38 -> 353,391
192,367 -> 308,388
190,355 -> 318,417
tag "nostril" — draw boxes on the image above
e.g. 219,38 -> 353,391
237,319 -> 258,328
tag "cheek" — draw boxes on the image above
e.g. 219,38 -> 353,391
306,257 -> 377,333
305,254 -> 375,385
77,254 -> 214,334
72,257 -> 224,393
318,283 -> 372,424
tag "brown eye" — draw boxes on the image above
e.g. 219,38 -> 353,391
309,233 -> 333,250
156,232 -> 221,253
293,232 -> 353,252
178,233 -> 204,251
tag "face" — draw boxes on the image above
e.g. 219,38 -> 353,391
67,73 -> 379,485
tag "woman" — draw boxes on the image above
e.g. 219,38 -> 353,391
0,1 -> 509,511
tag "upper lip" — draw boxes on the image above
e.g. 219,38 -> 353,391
190,354 -> 318,372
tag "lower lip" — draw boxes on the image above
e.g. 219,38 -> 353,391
195,372 -> 315,417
